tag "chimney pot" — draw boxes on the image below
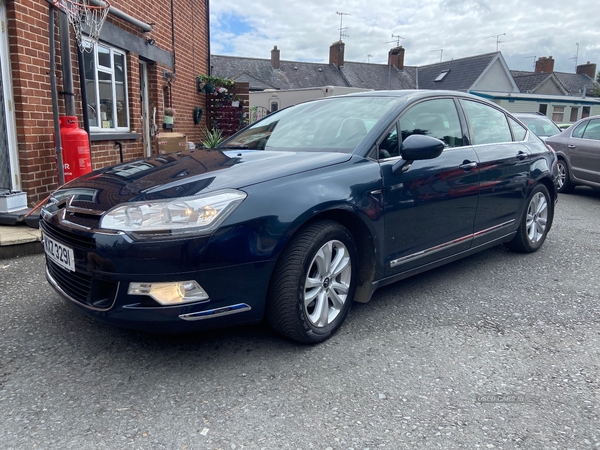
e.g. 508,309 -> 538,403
535,56 -> 554,73
329,41 -> 345,67
576,61 -> 597,79
271,45 -> 280,70
388,46 -> 405,71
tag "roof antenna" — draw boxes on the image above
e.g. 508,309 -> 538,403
386,34 -> 404,47
569,43 -> 579,72
336,11 -> 350,41
431,49 -> 443,63
485,33 -> 506,51
524,55 -> 536,71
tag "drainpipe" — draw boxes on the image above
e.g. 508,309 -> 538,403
77,48 -> 92,161
49,4 -> 65,186
59,12 -> 76,116
206,0 -> 211,75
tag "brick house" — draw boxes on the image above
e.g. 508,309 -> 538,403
0,0 -> 210,208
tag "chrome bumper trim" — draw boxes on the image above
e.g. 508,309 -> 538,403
179,303 -> 251,321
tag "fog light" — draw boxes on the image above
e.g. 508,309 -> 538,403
128,281 -> 209,305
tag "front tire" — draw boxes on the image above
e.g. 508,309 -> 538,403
556,159 -> 574,193
267,220 -> 357,344
505,184 -> 553,253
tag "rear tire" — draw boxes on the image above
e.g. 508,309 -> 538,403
266,220 -> 357,344
505,184 -> 553,253
556,159 -> 574,193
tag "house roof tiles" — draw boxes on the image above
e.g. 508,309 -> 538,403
416,52 -> 499,91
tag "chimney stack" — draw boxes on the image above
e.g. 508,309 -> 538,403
535,56 -> 554,73
271,45 -> 280,70
329,41 -> 345,67
388,46 -> 405,70
576,61 -> 597,79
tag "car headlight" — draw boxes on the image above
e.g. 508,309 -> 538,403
100,189 -> 247,234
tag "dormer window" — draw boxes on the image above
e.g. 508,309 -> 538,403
434,69 -> 450,82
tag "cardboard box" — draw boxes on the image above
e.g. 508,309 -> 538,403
157,133 -> 188,154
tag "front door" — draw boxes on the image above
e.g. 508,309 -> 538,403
0,0 -> 19,191
381,98 -> 479,276
139,61 -> 151,157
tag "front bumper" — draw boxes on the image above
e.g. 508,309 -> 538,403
41,218 -> 276,333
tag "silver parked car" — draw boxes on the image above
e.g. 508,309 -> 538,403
546,115 -> 600,193
513,112 -> 562,142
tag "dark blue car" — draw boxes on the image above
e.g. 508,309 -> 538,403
41,90 -> 558,343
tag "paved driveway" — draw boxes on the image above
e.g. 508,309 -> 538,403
1,189 -> 599,449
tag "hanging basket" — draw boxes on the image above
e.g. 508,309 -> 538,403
203,82 -> 215,94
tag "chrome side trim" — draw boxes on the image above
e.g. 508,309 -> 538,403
473,220 -> 514,238
179,303 -> 252,321
45,266 -> 119,312
390,220 -> 514,268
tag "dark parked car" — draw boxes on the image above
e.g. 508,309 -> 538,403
41,90 -> 558,344
513,112 -> 562,142
546,115 -> 600,193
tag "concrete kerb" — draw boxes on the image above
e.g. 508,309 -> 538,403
0,225 -> 43,259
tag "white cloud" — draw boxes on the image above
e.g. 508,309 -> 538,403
210,0 -> 600,75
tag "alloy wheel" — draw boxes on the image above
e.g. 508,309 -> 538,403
526,192 -> 548,244
556,161 -> 567,190
303,239 -> 352,328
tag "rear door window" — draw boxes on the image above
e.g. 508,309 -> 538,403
581,119 -> 600,140
460,100 -> 512,145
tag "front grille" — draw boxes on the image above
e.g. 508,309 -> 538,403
40,219 -> 96,249
47,259 -> 118,310
47,258 -> 92,302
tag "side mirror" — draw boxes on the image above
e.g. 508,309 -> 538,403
392,134 -> 445,173
400,134 -> 445,161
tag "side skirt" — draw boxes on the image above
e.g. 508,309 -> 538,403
364,232 -> 517,301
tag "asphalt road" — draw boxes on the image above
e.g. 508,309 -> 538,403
1,189 -> 599,450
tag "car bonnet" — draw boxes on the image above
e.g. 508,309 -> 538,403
53,149 -> 353,210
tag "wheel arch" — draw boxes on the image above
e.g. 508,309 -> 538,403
275,208 -> 377,304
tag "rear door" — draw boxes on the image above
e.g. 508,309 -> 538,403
570,118 -> 600,183
380,97 -> 479,276
459,99 -> 532,246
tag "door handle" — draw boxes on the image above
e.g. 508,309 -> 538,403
517,151 -> 527,160
568,145 -> 576,149
459,161 -> 478,171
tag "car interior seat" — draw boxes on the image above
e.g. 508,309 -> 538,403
338,118 -> 368,148
415,114 -> 448,144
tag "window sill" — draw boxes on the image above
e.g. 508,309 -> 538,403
90,132 -> 139,142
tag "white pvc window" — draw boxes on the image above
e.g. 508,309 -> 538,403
551,106 -> 565,123
83,43 -> 130,132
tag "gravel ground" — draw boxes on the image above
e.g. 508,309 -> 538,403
1,189 -> 599,449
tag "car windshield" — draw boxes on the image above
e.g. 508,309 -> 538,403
517,116 -> 561,137
220,96 -> 400,152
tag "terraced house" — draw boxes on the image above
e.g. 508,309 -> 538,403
1,0 -> 210,209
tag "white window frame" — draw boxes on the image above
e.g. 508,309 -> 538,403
84,42 -> 130,133
551,105 -> 565,123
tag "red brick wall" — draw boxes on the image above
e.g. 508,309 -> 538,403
5,0 -> 210,205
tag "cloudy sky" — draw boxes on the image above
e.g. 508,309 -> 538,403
210,0 -> 599,75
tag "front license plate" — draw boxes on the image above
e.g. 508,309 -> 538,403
44,234 -> 75,272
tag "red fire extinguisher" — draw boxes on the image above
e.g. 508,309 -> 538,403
58,116 -> 92,183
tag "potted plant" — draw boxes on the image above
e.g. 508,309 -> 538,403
163,107 -> 175,129
200,127 -> 224,148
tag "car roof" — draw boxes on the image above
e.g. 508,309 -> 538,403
340,89 -> 488,101
513,112 -> 549,118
